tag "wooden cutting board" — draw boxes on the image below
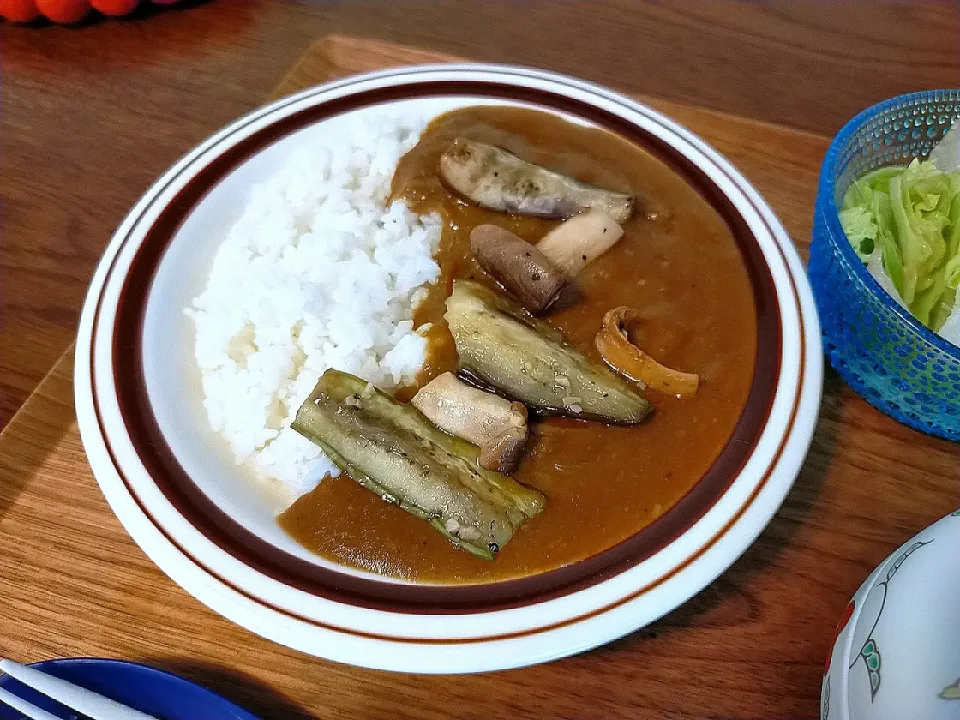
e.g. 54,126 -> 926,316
0,36 -> 956,720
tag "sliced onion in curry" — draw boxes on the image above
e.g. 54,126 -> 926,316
596,306 -> 700,397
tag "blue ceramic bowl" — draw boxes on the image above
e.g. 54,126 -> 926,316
809,90 -> 960,440
0,658 -> 260,720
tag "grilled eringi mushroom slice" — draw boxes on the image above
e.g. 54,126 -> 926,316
537,209 -> 624,278
470,224 -> 567,313
470,210 -> 625,313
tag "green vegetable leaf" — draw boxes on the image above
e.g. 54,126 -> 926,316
840,159 -> 960,330
947,255 -> 960,290
839,206 -> 877,261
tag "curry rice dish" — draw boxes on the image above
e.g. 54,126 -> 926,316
189,105 -> 758,585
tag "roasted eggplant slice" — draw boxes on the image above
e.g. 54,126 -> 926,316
440,139 -> 635,222
292,369 -> 545,559
444,280 -> 653,424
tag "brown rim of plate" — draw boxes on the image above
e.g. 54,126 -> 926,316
92,78 -> 793,617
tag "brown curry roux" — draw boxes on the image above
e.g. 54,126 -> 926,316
279,106 -> 758,584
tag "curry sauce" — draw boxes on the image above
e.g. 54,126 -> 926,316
279,106 -> 758,583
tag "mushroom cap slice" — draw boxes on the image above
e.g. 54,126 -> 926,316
471,224 -> 567,313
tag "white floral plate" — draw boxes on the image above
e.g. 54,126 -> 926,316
821,509 -> 960,720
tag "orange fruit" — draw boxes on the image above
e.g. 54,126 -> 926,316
0,0 -> 41,21
90,0 -> 138,14
35,0 -> 90,22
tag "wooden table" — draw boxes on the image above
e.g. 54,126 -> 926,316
1,22 -> 958,720
2,0 -> 959,428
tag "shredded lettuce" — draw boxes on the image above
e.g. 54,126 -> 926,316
840,158 -> 960,330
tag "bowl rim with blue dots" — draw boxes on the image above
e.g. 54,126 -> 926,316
810,89 -> 960,440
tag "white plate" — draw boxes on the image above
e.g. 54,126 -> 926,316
74,64 -> 822,674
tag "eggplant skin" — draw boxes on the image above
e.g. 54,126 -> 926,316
445,280 -> 653,425
440,139 -> 635,222
291,369 -> 545,560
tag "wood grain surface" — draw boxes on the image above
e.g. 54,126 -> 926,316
0,36 -> 957,719
2,0 -> 959,428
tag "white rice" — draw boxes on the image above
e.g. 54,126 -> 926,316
186,112 -> 442,498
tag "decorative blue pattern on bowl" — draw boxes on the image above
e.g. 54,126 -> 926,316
808,90 -> 960,440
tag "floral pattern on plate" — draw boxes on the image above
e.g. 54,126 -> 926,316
821,510 -> 960,720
